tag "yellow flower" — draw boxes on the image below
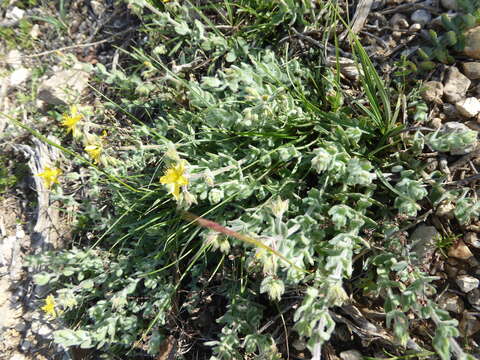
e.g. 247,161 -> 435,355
36,166 -> 62,189
160,161 -> 189,200
41,295 -> 57,318
61,105 -> 82,135
84,143 -> 103,164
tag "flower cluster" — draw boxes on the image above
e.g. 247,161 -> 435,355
61,105 -> 82,136
160,160 -> 189,200
41,294 -> 57,318
59,105 -> 106,165
36,166 -> 62,189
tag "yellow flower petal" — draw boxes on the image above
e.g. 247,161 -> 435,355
160,160 -> 189,200
172,183 -> 180,200
36,167 -> 62,189
41,294 -> 57,318
85,144 -> 102,164
177,175 -> 188,186
160,169 -> 178,185
61,105 -> 82,135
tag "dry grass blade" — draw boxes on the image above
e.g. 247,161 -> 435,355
182,211 -> 308,273
340,0 -> 374,40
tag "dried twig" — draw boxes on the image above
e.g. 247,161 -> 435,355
291,28 -> 349,57
340,0 -> 374,40
449,146 -> 480,172
25,27 -> 136,58
360,30 -> 389,48
378,2 -> 440,15
447,173 -> 480,186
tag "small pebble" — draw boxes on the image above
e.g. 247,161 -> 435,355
90,0 -> 106,16
443,103 -> 461,120
409,23 -> 422,32
340,350 -> 363,360
441,0 -> 458,10
436,202 -> 455,218
8,67 -> 31,88
410,225 -> 439,265
456,97 -> 480,118
462,62 -> 480,80
430,117 -> 443,129
390,13 -> 408,27
15,322 -> 27,332
438,292 -> 464,313
421,81 -> 443,103
29,24 -> 40,39
37,325 -> 52,337
456,274 -> 480,293
20,340 -> 31,352
460,313 -> 480,336
6,49 -> 22,69
464,26 -> 480,60
10,354 -> 26,360
410,9 -> 432,26
467,288 -> 480,309
6,6 -> 25,21
465,232 -> 480,248
444,66 -> 471,103
448,240 -> 473,260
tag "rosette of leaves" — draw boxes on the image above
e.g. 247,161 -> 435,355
417,8 -> 479,68
426,127 -> 477,153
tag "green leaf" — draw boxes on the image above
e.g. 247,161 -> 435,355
80,279 -> 94,289
33,272 -> 53,286
226,51 -> 237,62
174,21 -> 190,35
54,329 -> 92,348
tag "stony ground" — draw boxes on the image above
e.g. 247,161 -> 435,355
2,0 -> 480,359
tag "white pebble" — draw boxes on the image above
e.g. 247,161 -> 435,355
456,275 -> 480,293
411,9 -> 432,26
456,97 -> 480,118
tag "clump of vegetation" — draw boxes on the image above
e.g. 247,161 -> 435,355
0,18 -> 35,50
417,0 -> 480,68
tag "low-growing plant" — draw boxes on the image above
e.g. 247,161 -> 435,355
416,0 -> 480,67
426,127 -> 478,153
0,18 -> 35,50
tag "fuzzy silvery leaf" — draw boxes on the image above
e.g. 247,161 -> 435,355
202,76 -> 222,88
328,205 -> 364,231
345,158 -> 376,186
260,276 -> 285,301
426,128 -> 477,153
387,310 -> 410,346
208,188 -> 224,204
311,148 -> 331,173
394,197 -> 421,217
54,329 -> 92,349
395,176 -> 427,201
345,126 -> 363,142
454,197 -> 480,225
